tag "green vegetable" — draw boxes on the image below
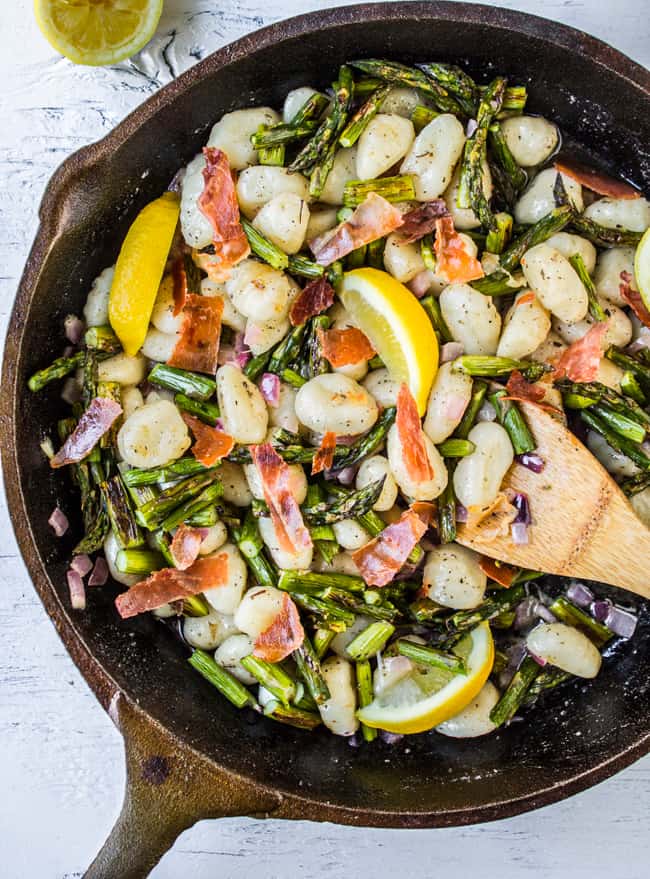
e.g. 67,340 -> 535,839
189,649 -> 255,709
339,83 -> 391,147
490,388 -> 536,455
356,660 -> 377,742
569,253 -> 607,322
346,621 -> 396,661
115,549 -> 165,575
396,639 -> 467,674
240,655 -> 297,706
28,350 -> 85,392
148,364 -> 216,401
294,635 -> 331,704
342,175 -> 416,208
174,393 -> 220,426
102,474 -> 144,548
489,655 -> 540,727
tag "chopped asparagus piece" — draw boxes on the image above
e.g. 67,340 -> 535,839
240,655 -> 297,706
569,253 -> 607,322
28,350 -> 85,392
346,621 -> 395,661
339,83 -> 391,148
148,364 -> 216,401
174,393 -> 220,426
294,635 -> 331,704
342,175 -> 416,208
115,548 -> 165,575
356,659 -> 377,742
489,655 -> 540,727
396,639 -> 467,674
453,356 -> 549,382
189,649 -> 256,709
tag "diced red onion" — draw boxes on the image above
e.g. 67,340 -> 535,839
336,465 -> 357,486
604,605 -> 638,639
379,730 -> 404,745
466,118 -> 478,137
71,554 -> 93,577
536,603 -> 557,624
515,452 -> 545,473
567,581 -> 595,608
455,503 -> 468,523
408,269 -> 435,299
48,506 -> 69,537
440,341 -> 464,363
529,650 -> 547,667
347,733 -> 362,748
512,492 -> 531,525
591,599 -> 612,623
260,372 -> 281,407
511,522 -> 529,545
214,418 -> 225,432
61,377 -> 82,405
514,596 -> 539,631
64,314 -> 84,345
67,569 -> 86,610
88,556 -> 109,587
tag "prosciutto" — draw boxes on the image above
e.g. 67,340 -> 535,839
317,327 -> 376,367
170,523 -> 205,570
310,193 -> 404,266
50,397 -> 122,468
433,216 -> 485,285
168,293 -> 224,375
312,431 -> 337,475
478,556 -> 519,587
553,323 -> 609,382
554,159 -> 640,200
115,554 -> 229,619
619,270 -> 650,329
253,592 -> 305,663
251,443 -> 312,557
198,147 -> 250,280
289,277 -> 336,326
351,508 -> 428,587
182,413 -> 234,466
396,383 -> 433,482
397,200 -> 449,244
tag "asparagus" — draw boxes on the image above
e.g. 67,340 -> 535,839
411,104 -> 438,131
149,529 -> 175,567
302,477 -> 386,525
251,121 -> 319,150
240,655 -> 297,706
291,592 -> 355,632
456,76 -> 506,229
420,234 -> 436,269
349,59 -> 463,114
102,475 -> 144,548
230,521 -> 277,589
437,478 -> 457,544
453,356 -> 549,382
470,270 -> 524,297
548,596 -> 613,648
454,380 -> 488,439
174,393 -> 220,426
339,83 -> 391,148
489,655 -> 540,727
82,349 -> 98,406
123,457 -> 211,487
421,295 -> 453,343
356,660 -> 377,742
268,324 -> 306,374
302,314 -> 330,379
320,587 -> 398,622
278,570 -> 365,594
352,77 -> 383,97
620,471 -> 650,497
499,85 -> 527,114
620,371 -> 646,405
258,142 -> 285,167
555,379 -> 650,428
437,438 -> 476,457
189,649 -> 256,709
160,482 -> 223,532
183,595 -> 211,617
501,204 -> 574,273
342,175 -> 416,208
571,215 -> 642,248
237,509 -> 265,559
447,582 -> 527,631
115,548 -> 165,575
346,621 -> 395,661
579,410 -> 650,471
418,62 -> 478,116
281,367 -> 307,388
592,403 -> 646,444
409,597 -> 447,623
84,325 -> 121,353
187,506 -> 219,528
328,406 -> 396,473
290,91 -> 331,126
287,254 -> 326,280
490,388 -> 536,455
313,628 -> 336,659
262,700 -> 322,729
28,350 -> 85,392
244,350 -> 272,382
485,212 -> 513,255
488,124 -> 527,195
305,484 -> 338,563
345,245 -> 367,270
605,346 -> 650,391
568,254 -> 607,322
524,667 -> 573,704
136,471 -> 219,529
148,363 -> 216,401
241,217 -> 289,271
294,635 -> 331,704
396,639 -> 467,674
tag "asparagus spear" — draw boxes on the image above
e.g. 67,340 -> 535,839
447,582 -> 527,632
411,104 -> 439,131
592,403 -> 646,444
28,350 -> 85,392
620,371 -> 646,405
278,570 -> 365,594
421,295 -> 452,343
396,639 -> 467,674
523,667 -> 573,704
291,592 -> 355,632
328,406 -> 396,473
251,121 -> 319,150
262,700 -> 322,729
258,142 -> 285,167
84,325 -> 121,353
230,520 -> 278,589
267,324 -> 307,374
302,478 -> 386,525
555,379 -> 650,428
437,478 -> 457,544
349,59 -> 463,114
489,655 -> 540,727
136,471 -> 219,529
490,388 -> 536,455
123,457 -> 211,487
302,314 -> 331,379
290,91 -> 331,125
149,529 -> 174,567
308,67 -> 355,198
621,471 -> 650,496
456,76 -> 506,229
579,410 -> 650,471
148,364 -> 216,401
548,596 -> 613,647
352,77 -> 383,97
240,655 -> 298,706
485,212 -> 513,255
321,588 -> 398,622
568,254 -> 607,322
287,254 -> 326,280
342,175 -> 416,208
339,83 -> 391,147
487,124 -> 527,196
356,659 -> 377,742
244,351 -> 272,382
571,215 -> 642,248
101,473 -> 144,548
305,484 -> 339,563
418,62 -> 478,116
294,635 -> 331,704
183,594 -> 210,617
115,548 -> 165,575
174,393 -> 220,426
346,621 -> 395,661
453,356 -> 549,382
499,85 -> 527,114
241,217 -> 289,271
605,346 -> 650,391
189,649 -> 256,709
454,380 -> 488,439
160,482 -> 223,532
313,628 -> 336,659
281,367 -> 307,388
409,597 -> 447,623
437,438 -> 476,457
187,506 -> 219,528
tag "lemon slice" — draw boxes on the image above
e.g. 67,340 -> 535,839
109,191 -> 180,357
357,622 -> 494,734
634,227 -> 650,312
338,268 -> 438,415
34,0 -> 163,66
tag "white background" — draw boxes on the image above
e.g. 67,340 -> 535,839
1,1 -> 649,877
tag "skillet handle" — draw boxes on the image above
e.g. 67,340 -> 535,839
84,692 -> 281,879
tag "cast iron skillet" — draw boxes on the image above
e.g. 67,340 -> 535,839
2,3 -> 650,877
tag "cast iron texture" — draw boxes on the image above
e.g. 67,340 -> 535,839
2,2 -> 650,866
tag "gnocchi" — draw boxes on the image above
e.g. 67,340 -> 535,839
117,400 -> 190,468
295,373 -> 379,436
401,114 -> 466,200
453,422 -> 514,508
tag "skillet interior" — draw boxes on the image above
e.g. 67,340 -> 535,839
4,2 -> 650,824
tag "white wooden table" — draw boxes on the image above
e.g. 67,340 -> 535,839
1,1 -> 648,876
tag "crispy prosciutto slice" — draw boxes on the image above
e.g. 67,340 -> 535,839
351,508 -> 428,587
310,193 -> 404,266
168,293 -> 223,375
312,431 -> 337,475
317,326 -> 376,367
50,397 -> 122,468
115,554 -> 228,619
289,277 -> 336,326
516,291 -> 537,306
253,592 -> 305,662
554,159 -> 640,200
553,322 -> 608,382
505,370 -> 547,405
251,444 -> 312,557
466,493 -> 518,541
433,216 -> 485,284
619,270 -> 650,329
182,413 -> 234,466
170,523 -> 205,570
198,147 -> 250,280
479,556 -> 519,587
396,383 -> 433,482
398,200 -> 449,244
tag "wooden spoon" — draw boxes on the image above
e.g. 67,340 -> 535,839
456,401 -> 650,599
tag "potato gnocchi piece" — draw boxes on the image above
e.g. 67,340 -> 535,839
252,193 -> 310,254
83,266 -> 114,327
180,153 -> 214,250
526,623 -> 602,678
225,259 -> 299,323
383,232 -> 426,283
183,611 -> 239,650
98,352 -> 147,386
259,515 -> 314,570
439,283 -> 502,355
500,115 -> 559,167
386,423 -> 448,501
214,634 -> 258,685
283,86 -> 318,123
545,232 -> 597,274
104,530 -> 140,586
141,327 -> 178,363
295,373 -> 379,436
151,274 -> 184,335
319,147 -> 358,205
234,585 -> 286,639
401,114 -> 466,201
216,364 -> 268,443
117,399 -> 190,469
422,544 -> 487,610
244,316 -> 290,356
355,455 -> 398,512
120,386 -> 144,419
332,518 -> 372,551
553,299 -> 632,350
594,247 -> 638,306
423,361 -> 473,444
436,681 -> 500,738
453,422 -> 514,509
318,656 -> 359,736
584,196 -> 650,233
362,368 -> 401,409
200,278 -> 247,332
443,162 -> 492,231
586,430 -> 639,478
356,113 -> 415,180
244,461 -> 308,505
497,290 -> 551,360
236,165 -> 310,218
218,461 -> 254,507
514,168 -> 583,226
203,543 -> 247,616
521,244 -> 588,323
379,87 -> 421,118
207,107 -> 280,171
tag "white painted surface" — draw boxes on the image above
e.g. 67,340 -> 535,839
0,1 -> 648,876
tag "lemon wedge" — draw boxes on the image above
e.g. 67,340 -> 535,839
338,268 -> 438,414
108,191 -> 180,357
634,227 -> 650,313
357,622 -> 494,734
34,0 -> 163,66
